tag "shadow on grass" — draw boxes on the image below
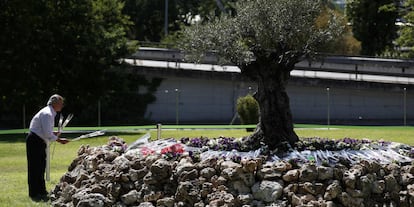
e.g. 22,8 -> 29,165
0,133 -> 27,143
0,132 -> 145,143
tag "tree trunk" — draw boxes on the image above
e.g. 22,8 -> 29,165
243,59 -> 299,150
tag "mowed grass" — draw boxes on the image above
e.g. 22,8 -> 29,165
0,125 -> 413,206
295,125 -> 414,145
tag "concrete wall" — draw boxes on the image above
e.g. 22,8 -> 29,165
146,77 -> 254,124
288,84 -> 412,124
130,47 -> 414,125
145,74 -> 413,125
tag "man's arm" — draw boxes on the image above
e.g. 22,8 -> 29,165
40,113 -> 58,142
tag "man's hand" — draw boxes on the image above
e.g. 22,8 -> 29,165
57,138 -> 69,144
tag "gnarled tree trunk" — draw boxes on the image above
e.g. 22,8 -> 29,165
242,57 -> 299,150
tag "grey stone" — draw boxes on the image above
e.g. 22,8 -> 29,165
282,169 -> 299,182
237,194 -> 254,205
156,196 -> 175,207
74,193 -> 107,207
232,180 -> 251,194
150,159 -> 172,179
241,159 -> 259,173
339,192 -> 364,207
175,181 -> 200,206
318,166 -> 334,180
258,163 -> 282,180
385,175 -> 401,193
401,172 -> 414,186
324,180 -> 342,200
251,181 -> 283,203
299,164 -> 318,182
273,161 -> 292,172
137,202 -> 155,207
175,162 -> 196,177
239,172 -> 256,187
121,190 -> 139,205
372,180 -> 385,194
200,167 -> 216,179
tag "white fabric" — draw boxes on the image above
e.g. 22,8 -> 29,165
29,105 -> 58,143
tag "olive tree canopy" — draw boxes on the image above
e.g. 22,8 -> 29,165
180,0 -> 343,150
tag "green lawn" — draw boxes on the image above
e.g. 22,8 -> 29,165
295,125 -> 414,145
0,125 -> 413,206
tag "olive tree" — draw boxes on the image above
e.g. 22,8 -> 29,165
180,0 -> 343,150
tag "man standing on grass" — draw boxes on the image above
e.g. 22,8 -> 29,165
26,94 -> 69,201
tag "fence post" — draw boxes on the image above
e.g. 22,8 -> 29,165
157,123 -> 162,139
327,87 -> 330,129
404,88 -> 407,126
98,100 -> 101,127
22,104 -> 26,130
175,89 -> 179,125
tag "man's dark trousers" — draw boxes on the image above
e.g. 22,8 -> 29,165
26,132 -> 47,198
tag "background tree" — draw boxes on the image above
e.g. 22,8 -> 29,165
346,0 -> 398,56
0,0 -> 150,127
318,3 -> 361,55
98,72 -> 162,126
123,0 -> 236,43
180,0 -> 343,150
395,0 -> 414,58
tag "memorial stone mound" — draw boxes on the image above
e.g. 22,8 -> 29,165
51,135 -> 414,206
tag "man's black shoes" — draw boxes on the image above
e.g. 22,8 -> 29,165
30,194 -> 49,202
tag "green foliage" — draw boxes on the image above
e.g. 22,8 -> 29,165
98,74 -> 162,126
123,0 -> 237,42
395,0 -> 414,58
0,0 -> 146,127
236,95 -> 259,125
317,5 -> 361,55
346,0 -> 398,56
123,0 -> 166,41
180,0 -> 344,66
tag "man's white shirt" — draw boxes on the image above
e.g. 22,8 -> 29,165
29,105 -> 58,143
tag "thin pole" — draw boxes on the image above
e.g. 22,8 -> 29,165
327,87 -> 330,129
404,88 -> 407,126
46,143 -> 50,181
157,123 -> 162,139
98,100 -> 101,127
22,104 -> 26,130
175,89 -> 179,125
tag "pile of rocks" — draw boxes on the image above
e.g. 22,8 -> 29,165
51,137 -> 414,207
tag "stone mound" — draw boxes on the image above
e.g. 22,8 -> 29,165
51,136 -> 414,207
